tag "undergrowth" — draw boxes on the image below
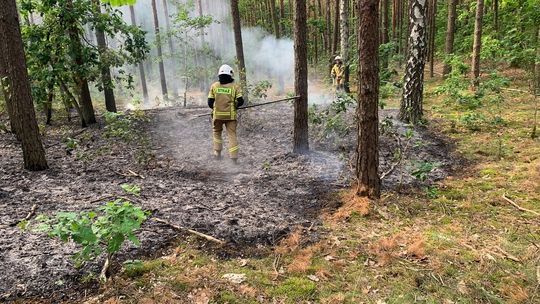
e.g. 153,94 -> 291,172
83,72 -> 539,303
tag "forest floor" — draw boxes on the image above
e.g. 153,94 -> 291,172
0,91 -> 452,302
1,69 -> 539,303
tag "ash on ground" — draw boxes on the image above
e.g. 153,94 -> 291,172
0,103 -> 455,302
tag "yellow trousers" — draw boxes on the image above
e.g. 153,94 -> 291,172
213,119 -> 238,159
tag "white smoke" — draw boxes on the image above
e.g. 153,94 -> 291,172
114,0 -> 333,106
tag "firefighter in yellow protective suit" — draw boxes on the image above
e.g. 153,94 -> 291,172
208,64 -> 244,164
331,55 -> 345,92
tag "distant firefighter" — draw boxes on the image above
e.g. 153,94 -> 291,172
331,55 -> 345,92
207,64 -> 244,164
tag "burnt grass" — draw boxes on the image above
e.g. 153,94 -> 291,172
0,103 -> 456,302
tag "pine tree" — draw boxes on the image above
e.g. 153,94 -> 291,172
151,0 -> 169,99
357,0 -> 381,198
471,0 -> 484,89
442,0 -> 457,77
0,0 -> 48,171
294,0 -> 309,153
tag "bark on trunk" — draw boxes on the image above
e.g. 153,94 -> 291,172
0,0 -> 48,170
332,0 -> 340,55
151,0 -> 169,99
129,5 -> 149,102
399,0 -> 428,124
493,0 -> 498,34
94,0 -> 116,112
294,0 -> 309,153
442,0 -> 457,77
471,0 -> 484,89
231,0 -> 248,100
357,0 -> 381,199
382,0 -> 389,44
340,0 -> 350,92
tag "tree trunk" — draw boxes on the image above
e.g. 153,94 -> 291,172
357,0 -> 381,198
442,0 -> 457,77
151,0 -> 168,99
0,0 -> 48,171
382,0 -> 389,44
129,5 -> 149,102
294,0 -> 309,153
65,0 -> 95,125
162,0 -> 175,56
0,42 -> 17,135
535,25 -> 540,94
493,0 -> 498,34
270,0 -> 281,38
94,0 -> 116,112
471,0 -> 484,89
332,0 -> 340,55
399,0 -> 428,124
231,0 -> 248,101
428,0 -> 437,78
340,0 -> 350,92
162,0 -> 178,97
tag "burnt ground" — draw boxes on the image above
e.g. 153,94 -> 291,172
0,102 -> 456,302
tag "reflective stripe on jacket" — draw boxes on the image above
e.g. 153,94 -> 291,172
208,82 -> 242,121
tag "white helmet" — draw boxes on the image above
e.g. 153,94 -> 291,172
218,64 -> 234,77
335,55 -> 342,61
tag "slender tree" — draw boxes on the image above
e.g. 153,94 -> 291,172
357,0 -> 381,198
0,46 -> 16,135
270,0 -> 281,38
294,0 -> 309,153
442,0 -> 457,77
535,25 -> 540,93
66,0 -> 96,125
428,0 -> 437,78
0,0 -> 48,170
332,0 -> 340,55
471,0 -> 484,89
151,0 -> 169,99
340,0 -> 350,92
129,5 -> 149,102
94,0 -> 116,112
399,0 -> 428,124
231,0 -> 248,100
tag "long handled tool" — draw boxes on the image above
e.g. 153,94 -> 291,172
186,96 -> 300,120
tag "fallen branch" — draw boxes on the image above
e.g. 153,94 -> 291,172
502,195 -> 540,216
152,218 -> 225,245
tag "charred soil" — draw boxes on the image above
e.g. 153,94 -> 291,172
0,103 -> 457,302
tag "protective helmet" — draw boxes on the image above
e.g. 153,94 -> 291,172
334,55 -> 342,61
218,64 -> 234,77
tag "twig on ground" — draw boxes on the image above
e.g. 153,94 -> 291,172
494,246 -> 521,263
2,204 -> 38,229
502,195 -> 540,216
114,170 -> 145,179
99,254 -> 111,283
152,218 -> 225,245
87,195 -> 143,205
272,254 -> 283,280
184,205 -> 228,212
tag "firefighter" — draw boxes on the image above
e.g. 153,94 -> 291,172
208,64 -> 244,163
331,55 -> 345,92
